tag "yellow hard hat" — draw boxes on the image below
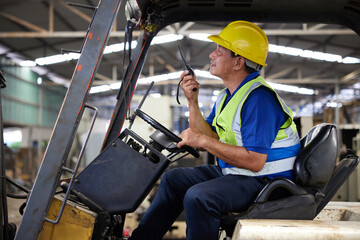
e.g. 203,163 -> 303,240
208,21 -> 269,67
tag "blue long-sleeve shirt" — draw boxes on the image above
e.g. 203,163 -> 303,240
206,71 -> 287,155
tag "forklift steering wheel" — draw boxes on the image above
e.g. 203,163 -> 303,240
135,109 -> 200,158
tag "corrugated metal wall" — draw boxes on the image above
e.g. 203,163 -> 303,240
1,65 -> 66,128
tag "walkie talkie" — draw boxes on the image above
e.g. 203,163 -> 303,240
176,45 -> 197,105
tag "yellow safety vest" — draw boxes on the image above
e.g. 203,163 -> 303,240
212,76 -> 300,177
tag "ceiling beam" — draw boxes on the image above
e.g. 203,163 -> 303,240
178,22 -> 195,34
49,0 -> 54,32
154,56 -> 177,72
341,68 -> 360,83
149,57 -> 154,76
57,0 -> 92,23
0,28 -> 356,38
187,29 -> 357,36
307,24 -> 327,31
0,11 -> 47,32
266,66 -> 297,79
42,1 -> 78,32
96,73 -> 112,81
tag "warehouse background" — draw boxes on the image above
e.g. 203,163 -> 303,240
1,0 -> 360,233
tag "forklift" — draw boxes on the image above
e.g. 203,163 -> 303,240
1,0 -> 360,239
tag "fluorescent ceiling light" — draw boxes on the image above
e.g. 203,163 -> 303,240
268,82 -> 315,95
20,34 -> 183,67
109,82 -> 121,89
103,41 -> 136,54
90,85 -> 111,94
343,57 -> 360,64
14,31 -> 358,90
269,44 -> 344,63
136,69 -> 219,84
138,71 -> 182,84
188,33 -> 212,42
151,34 -> 183,44
188,33 -> 360,64
92,68 -> 315,95
37,52 -> 80,66
150,93 -> 162,98
195,69 -> 220,80
89,81 -> 122,94
20,60 -> 36,67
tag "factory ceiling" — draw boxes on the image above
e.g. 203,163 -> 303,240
0,0 -> 360,117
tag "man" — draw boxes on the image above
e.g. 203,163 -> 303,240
130,20 -> 300,240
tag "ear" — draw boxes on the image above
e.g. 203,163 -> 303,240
233,56 -> 245,71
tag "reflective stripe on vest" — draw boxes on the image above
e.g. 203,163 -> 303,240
212,76 -> 300,177
222,156 -> 297,176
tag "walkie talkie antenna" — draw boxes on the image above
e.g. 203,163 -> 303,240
178,45 -> 195,76
176,45 -> 197,105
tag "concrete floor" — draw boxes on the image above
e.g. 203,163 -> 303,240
6,197 -> 24,227
6,198 -> 360,239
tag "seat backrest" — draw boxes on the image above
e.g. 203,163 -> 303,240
316,151 -> 359,215
294,124 -> 338,194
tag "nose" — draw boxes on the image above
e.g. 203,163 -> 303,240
209,49 -> 216,59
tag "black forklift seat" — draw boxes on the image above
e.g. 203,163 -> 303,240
220,123 -> 360,237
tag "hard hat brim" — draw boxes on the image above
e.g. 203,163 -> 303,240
208,35 -> 231,51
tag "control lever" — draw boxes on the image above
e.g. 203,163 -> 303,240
128,81 -> 154,130
176,45 -> 197,105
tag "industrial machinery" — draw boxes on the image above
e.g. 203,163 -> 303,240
1,0 -> 360,239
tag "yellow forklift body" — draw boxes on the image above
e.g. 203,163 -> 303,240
37,195 -> 97,240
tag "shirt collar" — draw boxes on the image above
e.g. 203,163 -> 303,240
225,71 -> 260,98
